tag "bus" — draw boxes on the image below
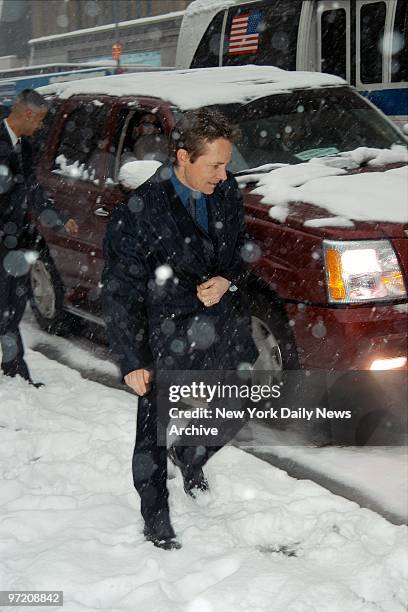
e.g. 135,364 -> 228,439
0,62 -> 169,106
176,0 -> 408,129
0,64 -> 120,105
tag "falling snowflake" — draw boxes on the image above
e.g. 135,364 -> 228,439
155,264 -> 173,285
311,321 -> 327,339
3,250 -> 30,277
240,241 -> 261,263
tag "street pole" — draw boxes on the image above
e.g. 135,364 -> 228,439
113,1 -> 120,73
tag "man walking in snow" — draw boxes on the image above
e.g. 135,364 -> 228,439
0,89 -> 78,386
102,108 -> 258,549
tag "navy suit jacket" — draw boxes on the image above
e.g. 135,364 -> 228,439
0,121 -> 67,249
102,164 -> 258,377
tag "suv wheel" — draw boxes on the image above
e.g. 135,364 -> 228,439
250,292 -> 299,371
250,291 -> 331,445
29,250 -> 71,335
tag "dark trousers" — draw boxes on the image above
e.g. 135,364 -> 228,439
0,256 -> 30,380
132,381 -> 248,526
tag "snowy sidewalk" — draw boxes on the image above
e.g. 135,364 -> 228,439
0,350 -> 407,612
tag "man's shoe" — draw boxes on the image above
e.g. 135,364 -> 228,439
29,380 -> 45,389
2,370 -> 44,388
143,516 -> 181,550
2,361 -> 43,388
168,446 -> 209,499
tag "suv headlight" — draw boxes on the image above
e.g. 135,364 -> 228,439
323,240 -> 406,303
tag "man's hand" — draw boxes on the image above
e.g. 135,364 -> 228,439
124,368 -> 154,395
197,276 -> 231,307
64,218 -> 78,235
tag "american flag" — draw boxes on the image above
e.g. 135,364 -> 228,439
228,10 -> 262,55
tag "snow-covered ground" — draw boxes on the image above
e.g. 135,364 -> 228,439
20,313 -> 408,523
1,342 -> 407,611
235,424 -> 408,523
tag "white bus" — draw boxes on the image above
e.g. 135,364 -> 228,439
176,0 -> 407,128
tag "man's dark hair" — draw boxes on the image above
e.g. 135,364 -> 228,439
170,108 -> 240,164
15,89 -> 48,110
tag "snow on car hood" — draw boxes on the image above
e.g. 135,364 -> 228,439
242,146 -> 408,226
38,65 -> 345,110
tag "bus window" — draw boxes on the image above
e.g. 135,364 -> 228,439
321,9 -> 347,80
190,10 -> 226,68
392,0 -> 408,82
360,1 -> 386,83
221,0 -> 302,69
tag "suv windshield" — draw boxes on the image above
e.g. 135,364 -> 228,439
215,87 -> 407,172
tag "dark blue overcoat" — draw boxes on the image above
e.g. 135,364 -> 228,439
102,165 -> 258,377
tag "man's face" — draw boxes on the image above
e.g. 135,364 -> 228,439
135,113 -> 161,137
22,106 -> 47,137
179,138 -> 232,195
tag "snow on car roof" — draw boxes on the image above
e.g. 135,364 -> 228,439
37,65 -> 345,110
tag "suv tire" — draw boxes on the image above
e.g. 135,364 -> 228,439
250,292 -> 299,371
250,290 -> 331,445
29,248 -> 72,335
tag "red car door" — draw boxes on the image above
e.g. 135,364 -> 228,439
37,97 -> 110,307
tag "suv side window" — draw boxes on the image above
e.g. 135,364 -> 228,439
52,102 -> 107,182
110,107 -> 168,185
32,98 -> 60,165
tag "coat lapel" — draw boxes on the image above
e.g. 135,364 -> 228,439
160,174 -> 216,268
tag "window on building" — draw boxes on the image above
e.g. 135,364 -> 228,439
75,0 -> 83,29
125,0 -> 133,21
321,9 -> 347,80
52,103 -> 107,182
392,0 -> 408,82
360,1 -> 386,83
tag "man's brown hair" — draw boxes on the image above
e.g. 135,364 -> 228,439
170,108 -> 241,164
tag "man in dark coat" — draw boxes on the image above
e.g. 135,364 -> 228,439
102,109 -> 258,549
0,89 -> 78,386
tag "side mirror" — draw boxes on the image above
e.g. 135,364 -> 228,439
402,123 -> 408,137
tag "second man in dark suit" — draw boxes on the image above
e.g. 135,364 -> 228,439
0,89 -> 78,386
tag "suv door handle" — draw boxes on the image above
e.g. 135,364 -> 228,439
94,207 -> 110,217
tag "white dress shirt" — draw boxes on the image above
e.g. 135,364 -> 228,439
3,118 -> 19,148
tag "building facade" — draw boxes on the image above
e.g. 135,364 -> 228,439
31,0 -> 190,38
0,0 -> 192,68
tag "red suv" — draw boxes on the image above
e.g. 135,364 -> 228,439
31,67 -> 407,440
